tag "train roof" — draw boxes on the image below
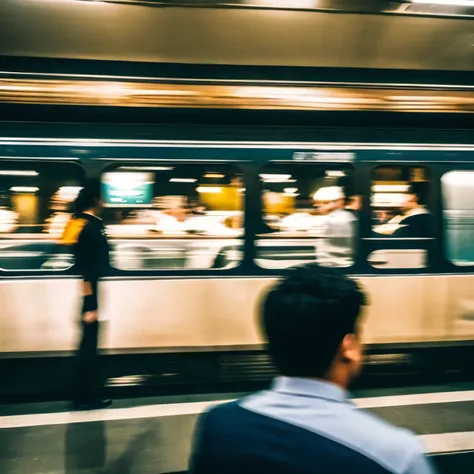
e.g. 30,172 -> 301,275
1,135 -> 474,165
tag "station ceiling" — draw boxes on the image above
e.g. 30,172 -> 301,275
1,0 -> 473,71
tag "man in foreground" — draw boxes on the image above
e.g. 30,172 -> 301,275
189,264 -> 435,474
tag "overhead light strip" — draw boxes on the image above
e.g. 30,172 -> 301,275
411,0 -> 474,6
1,79 -> 473,113
2,139 -> 474,151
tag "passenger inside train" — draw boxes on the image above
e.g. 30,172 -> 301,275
374,182 -> 433,238
314,185 -> 357,267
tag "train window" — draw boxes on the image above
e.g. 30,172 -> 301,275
255,163 -> 357,269
369,165 -> 434,269
0,161 -> 84,271
442,171 -> 474,266
101,164 -> 244,270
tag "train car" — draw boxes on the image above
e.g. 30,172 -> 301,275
2,127 -> 474,399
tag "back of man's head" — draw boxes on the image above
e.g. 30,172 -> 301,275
261,264 -> 366,382
74,179 -> 102,215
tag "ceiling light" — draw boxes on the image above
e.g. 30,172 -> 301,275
244,1 -> 317,9
10,186 -> 39,193
204,173 -> 225,179
371,193 -> 407,206
119,166 -> 174,171
0,170 -> 38,176
284,188 -> 298,193
372,185 -> 409,193
264,178 -> 297,184
170,178 -> 197,183
260,174 -> 292,180
57,186 -> 83,201
196,187 -> 222,194
325,171 -> 345,178
410,0 -> 474,6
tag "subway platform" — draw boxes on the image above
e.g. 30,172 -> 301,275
1,383 -> 474,474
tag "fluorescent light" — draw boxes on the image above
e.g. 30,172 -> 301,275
204,173 -> 225,179
119,166 -> 174,171
102,172 -> 154,185
284,188 -> 298,193
325,171 -> 345,178
261,174 -> 298,184
245,1 -> 317,8
0,170 -> 38,176
196,187 -> 222,194
260,174 -> 292,180
372,185 -> 409,193
57,186 -> 83,201
372,193 -> 407,206
264,178 -> 297,183
10,186 -> 39,193
411,0 -> 474,6
170,178 -> 197,183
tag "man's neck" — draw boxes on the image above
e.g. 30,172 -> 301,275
82,208 -> 97,217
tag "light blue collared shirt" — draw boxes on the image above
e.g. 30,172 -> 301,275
239,377 -> 436,474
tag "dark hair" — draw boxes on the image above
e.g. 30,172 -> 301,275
74,179 -> 102,214
336,175 -> 354,206
261,264 -> 366,378
409,182 -> 428,206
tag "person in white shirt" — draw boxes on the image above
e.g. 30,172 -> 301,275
314,186 -> 357,267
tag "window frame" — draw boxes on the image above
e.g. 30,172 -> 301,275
440,164 -> 474,271
96,160 -> 250,276
360,161 -> 440,275
0,158 -> 86,276
254,160 -> 358,271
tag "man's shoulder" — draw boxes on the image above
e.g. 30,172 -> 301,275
317,402 -> 428,474
203,400 -> 243,421
197,397 -> 428,474
242,391 -> 425,474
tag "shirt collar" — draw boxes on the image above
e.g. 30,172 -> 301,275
404,207 -> 428,219
272,376 -> 348,403
81,212 -> 102,222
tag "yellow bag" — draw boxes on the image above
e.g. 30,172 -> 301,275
58,217 -> 88,246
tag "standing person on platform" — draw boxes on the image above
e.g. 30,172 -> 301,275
61,179 -> 111,410
189,264 -> 436,474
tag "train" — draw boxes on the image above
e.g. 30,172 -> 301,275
2,128 -> 474,399
2,0 -> 474,400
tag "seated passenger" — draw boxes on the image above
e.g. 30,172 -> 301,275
392,183 -> 433,238
375,183 -> 433,238
189,265 -> 435,474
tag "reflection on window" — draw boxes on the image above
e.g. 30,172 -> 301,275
0,162 -> 84,271
442,171 -> 474,266
101,165 -> 244,270
369,166 -> 433,269
255,164 -> 357,269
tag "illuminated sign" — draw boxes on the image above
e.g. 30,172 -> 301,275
102,172 -> 154,207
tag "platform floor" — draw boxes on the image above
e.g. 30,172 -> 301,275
1,383 -> 474,474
